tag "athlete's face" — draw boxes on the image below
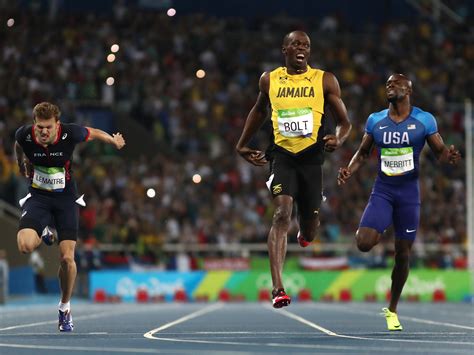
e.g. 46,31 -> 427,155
34,116 -> 59,145
386,75 -> 412,102
283,32 -> 310,71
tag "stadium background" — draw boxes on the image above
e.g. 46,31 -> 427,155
0,0 -> 472,303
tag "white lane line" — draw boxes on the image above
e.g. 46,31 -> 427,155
0,332 -> 146,336
151,331 -> 471,336
0,307 -> 158,332
160,331 -> 290,334
398,315 -> 474,330
143,335 -> 470,353
144,304 -> 472,352
343,303 -> 473,319
0,314 -> 104,331
0,310 -> 52,317
273,307 -> 474,346
314,302 -> 474,320
272,307 -> 337,336
0,343 -> 163,353
0,331 -> 469,338
308,303 -> 474,330
144,303 -> 223,339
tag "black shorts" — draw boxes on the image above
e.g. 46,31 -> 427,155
18,191 -> 79,242
267,150 -> 323,218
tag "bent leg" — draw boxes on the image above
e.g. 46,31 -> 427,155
356,227 -> 381,252
268,195 -> 293,292
389,239 -> 413,312
298,213 -> 320,243
295,164 -> 322,243
58,240 -> 77,303
358,192 -> 393,252
17,228 -> 42,254
18,193 -> 52,253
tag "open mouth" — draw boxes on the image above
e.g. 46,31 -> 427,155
296,53 -> 305,63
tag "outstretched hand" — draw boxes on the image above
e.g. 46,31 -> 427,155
446,145 -> 461,165
323,134 -> 340,152
112,133 -> 126,150
236,146 -> 267,166
337,167 -> 352,185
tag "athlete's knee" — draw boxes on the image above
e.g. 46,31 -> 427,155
356,238 -> 373,252
394,249 -> 410,265
17,230 -> 38,254
394,240 -> 413,265
272,207 -> 292,229
59,254 -> 75,267
356,229 -> 380,252
17,239 -> 35,254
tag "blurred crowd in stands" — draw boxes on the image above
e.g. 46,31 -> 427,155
0,2 -> 471,270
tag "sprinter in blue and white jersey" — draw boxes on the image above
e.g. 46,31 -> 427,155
337,74 -> 461,331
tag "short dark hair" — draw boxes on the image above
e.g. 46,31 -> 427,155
33,102 -> 61,121
283,31 -> 309,46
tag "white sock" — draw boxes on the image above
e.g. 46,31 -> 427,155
58,301 -> 70,312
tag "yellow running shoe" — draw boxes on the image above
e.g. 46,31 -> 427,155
382,307 -> 403,331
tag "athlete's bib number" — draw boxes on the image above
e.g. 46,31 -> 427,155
381,147 -> 414,176
277,108 -> 313,138
32,165 -> 66,192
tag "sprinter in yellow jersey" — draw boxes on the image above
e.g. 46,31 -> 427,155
236,31 -> 351,308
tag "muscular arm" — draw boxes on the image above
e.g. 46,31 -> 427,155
235,72 -> 270,166
426,133 -> 461,164
14,141 -> 30,177
14,141 -> 25,167
322,72 -> 352,152
87,127 -> 126,150
337,133 -> 374,185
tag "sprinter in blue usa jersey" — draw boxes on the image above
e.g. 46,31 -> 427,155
337,74 -> 461,331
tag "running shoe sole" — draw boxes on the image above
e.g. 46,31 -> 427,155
273,294 -> 291,308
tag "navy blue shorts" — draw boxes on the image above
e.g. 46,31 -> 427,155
18,191 -> 79,242
359,179 -> 420,240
